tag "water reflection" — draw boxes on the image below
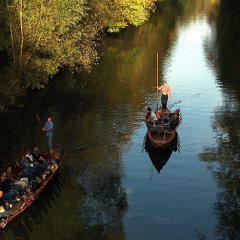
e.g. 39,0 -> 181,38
143,133 -> 180,173
200,0 -> 240,239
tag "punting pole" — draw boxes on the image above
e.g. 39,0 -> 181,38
156,53 -> 159,110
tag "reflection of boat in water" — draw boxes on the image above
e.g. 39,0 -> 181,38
144,132 -> 180,173
145,108 -> 182,149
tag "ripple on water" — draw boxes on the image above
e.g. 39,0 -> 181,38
150,215 -> 174,224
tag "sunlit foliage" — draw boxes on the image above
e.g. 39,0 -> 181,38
0,0 -> 159,111
0,0 -> 100,89
104,0 -> 157,33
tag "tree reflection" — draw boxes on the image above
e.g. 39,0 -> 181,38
201,1 -> 240,239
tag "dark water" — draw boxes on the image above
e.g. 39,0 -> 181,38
1,0 -> 240,239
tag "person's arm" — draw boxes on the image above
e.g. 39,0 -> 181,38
42,122 -> 53,132
42,122 -> 48,131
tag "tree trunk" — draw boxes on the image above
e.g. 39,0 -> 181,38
6,2 -> 16,81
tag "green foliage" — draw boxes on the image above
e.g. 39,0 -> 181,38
0,0 -> 99,89
105,0 -> 157,33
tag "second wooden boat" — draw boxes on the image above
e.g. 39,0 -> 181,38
0,145 -> 63,229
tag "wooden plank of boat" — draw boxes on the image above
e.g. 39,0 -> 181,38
147,128 -> 176,148
0,149 -> 64,229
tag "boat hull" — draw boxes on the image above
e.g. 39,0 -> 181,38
147,129 -> 176,149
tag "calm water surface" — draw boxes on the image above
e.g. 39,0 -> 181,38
1,1 -> 240,239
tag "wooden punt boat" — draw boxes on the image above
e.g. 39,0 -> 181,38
145,108 -> 182,149
144,132 -> 180,173
0,146 -> 63,229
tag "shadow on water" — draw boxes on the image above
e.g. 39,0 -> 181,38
143,132 -> 180,173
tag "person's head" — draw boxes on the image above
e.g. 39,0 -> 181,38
36,177 -> 41,184
55,152 -> 60,159
0,190 -> 3,198
6,166 -> 12,173
33,146 -> 38,153
49,148 -> 54,154
26,149 -> 31,154
147,107 -> 152,112
48,117 -> 52,122
163,81 -> 168,86
147,107 -> 152,115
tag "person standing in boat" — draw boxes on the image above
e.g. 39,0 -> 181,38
42,116 -> 54,149
158,81 -> 172,111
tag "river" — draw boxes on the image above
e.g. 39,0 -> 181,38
1,0 -> 240,239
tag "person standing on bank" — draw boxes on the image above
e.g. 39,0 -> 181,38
158,81 -> 172,111
42,117 -> 54,149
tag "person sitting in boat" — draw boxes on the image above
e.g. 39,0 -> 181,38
31,177 -> 42,192
6,166 -> 28,189
145,111 -> 159,133
20,155 -> 40,180
0,184 -> 7,211
0,189 -> 6,211
168,108 -> 180,129
0,185 -> 13,212
46,148 -> 59,164
12,160 -> 32,181
0,172 -> 19,204
32,146 -> 46,164
145,111 -> 154,125
163,118 -> 170,131
32,147 -> 51,171
53,151 -> 61,165
0,183 -> 18,208
160,113 -> 169,123
25,149 -> 37,164
25,150 -> 47,173
147,107 -> 159,123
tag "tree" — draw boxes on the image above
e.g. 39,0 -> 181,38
0,0 -> 100,90
91,0 -> 157,33
0,0 -> 158,111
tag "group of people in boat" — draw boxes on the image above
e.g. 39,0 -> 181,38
0,147 -> 61,214
145,107 -> 180,133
